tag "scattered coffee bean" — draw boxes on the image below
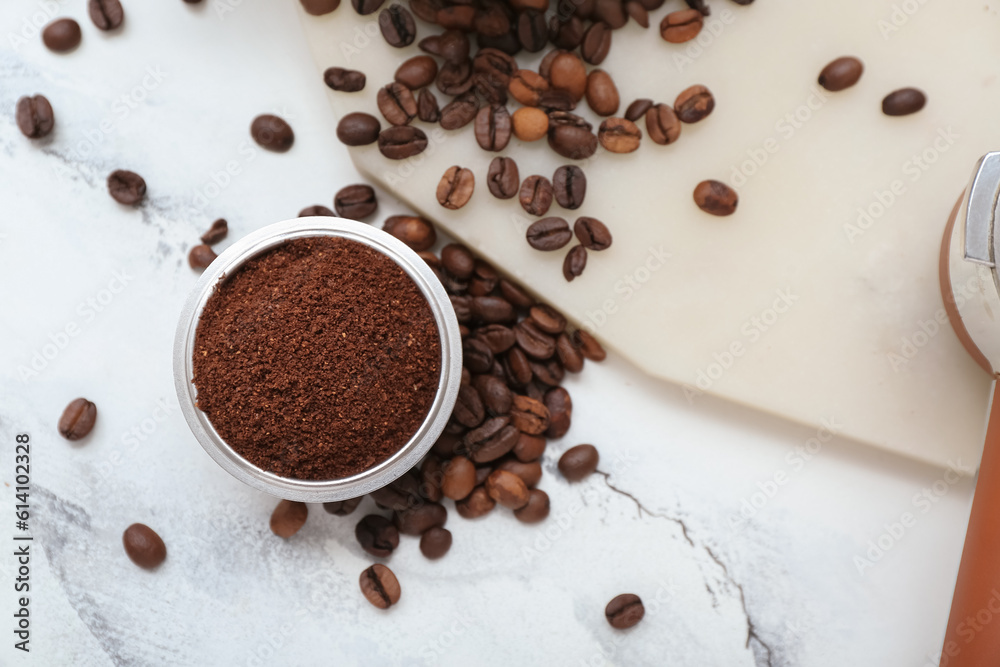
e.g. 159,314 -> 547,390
549,53 -> 587,102
337,112 -> 381,146
15,95 -> 55,139
544,385 -> 574,435
300,205 -> 336,217
562,245 -> 587,282
378,125 -> 428,159
394,502 -> 447,535
251,114 -> 295,152
377,82 -> 417,126
437,166 -> 475,209
586,70 -> 620,116
548,120 -> 598,160
487,156 -> 520,199
352,0 -> 386,15
514,488 -> 550,523
882,87 -> 926,116
474,104 -> 512,152
529,305 -> 566,334
437,59 -> 474,96
511,107 -> 549,142
371,473 -> 423,510
606,593 -> 644,629
384,215 -> 436,250
456,486 -> 495,518
514,320 -> 556,359
360,564 -> 401,609
645,103 -> 682,145
553,165 -> 586,210
625,98 -> 654,122
437,5 -> 476,31
514,432 -> 546,462
355,514 -> 400,557
675,85 -> 715,123
574,217 -> 612,250
88,0 -> 125,30
518,9 -> 548,52
441,243 -> 475,278
188,244 -> 217,270
497,458 -> 543,488
107,170 -> 146,205
818,56 -> 863,92
474,296 -> 515,323
442,455 -> 477,499
380,4 -> 416,47
419,526 -> 452,559
270,500 -> 308,538
509,70 -> 549,107
572,329 -> 606,361
555,333 -> 584,375
58,398 -> 97,441
558,444 -> 599,481
510,395 -> 550,434
200,218 -> 228,245
324,497 -> 363,516
122,524 -> 167,569
440,91 -> 480,130
485,469 -> 530,509
531,359 -> 564,386
42,18 -> 81,52
526,217 -> 572,251
335,184 -> 378,218
465,416 -> 519,462
519,175 -> 554,216
417,88 -> 440,122
660,8 -> 702,43
598,117 -> 641,153
395,55 -> 438,89
581,21 -> 612,64
500,279 -> 535,309
693,179 -> 738,216
419,29 -> 470,62
300,0 -> 341,15
550,15 -> 585,49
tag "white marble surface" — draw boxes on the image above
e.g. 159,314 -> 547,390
0,1 -> 978,665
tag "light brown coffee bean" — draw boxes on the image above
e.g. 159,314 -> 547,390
58,398 -> 97,441
395,55 -> 439,89
270,500 -> 308,538
549,53 -> 587,102
437,166 -> 475,209
122,523 -> 167,569
383,215 -> 436,250
585,70 -> 620,117
377,83 -> 418,126
497,458 -> 543,488
660,8 -> 702,43
512,107 -> 549,142
188,244 -> 217,270
485,469 -> 530,509
509,70 -> 550,106
359,564 -> 401,609
456,486 -> 496,518
606,593 -> 644,629
514,489 -> 550,523
645,103 -> 681,145
442,456 -> 477,500
510,395 -> 550,434
599,117 -> 641,153
514,432 -> 546,462
882,87 -> 926,116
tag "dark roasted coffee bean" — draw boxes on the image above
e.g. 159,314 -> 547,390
454,384 -> 485,427
335,184 -> 378,218
497,458 -> 543,488
300,0 -> 341,15
421,29 -> 470,62
420,456 -> 444,501
549,16 -> 584,50
352,0 -> 385,14
417,89 -> 440,122
586,69 -> 620,116
380,4 -> 416,47
441,243 -> 475,279
337,112 -> 381,146
581,21 -> 612,65
818,56 -> 863,92
559,443 -> 599,481
456,486 -> 496,518
675,85 -> 715,123
107,170 -> 146,205
548,123 -> 597,160
473,296 -> 515,323
530,358 -> 564,386
395,55 -> 438,90
475,3 -> 512,38
360,564 -> 401,609
639,0 -> 666,8
465,416 -> 519,462
514,489 -> 550,523
487,156 -> 520,199
574,217 -> 612,250
251,115 -> 295,152
437,166 -> 475,209
509,394 -> 550,434
89,0 -> 124,30
58,398 -> 97,441
519,175 -> 553,216
476,324 -> 516,355
685,0 -> 709,14
562,245 -> 587,282
553,165 -> 586,210
606,594 -> 644,629
355,514 -> 399,557
474,465 -> 492,487
122,523 -> 166,568
370,472 -> 423,510
549,52 -> 587,101
599,117 -> 641,153
437,60 -> 474,96
420,526 -> 452,559
515,320 -> 556,359
508,70 -> 549,107
882,87 -> 926,116
538,89 -> 577,112
526,217 -> 572,251
200,218 -> 228,245
270,500 -> 308,538
468,260 -> 499,296
441,455 -> 476,499
593,0 -> 626,27
188,244 -> 217,270
437,4 -> 476,30
472,48 -> 517,100
529,304 -> 566,334
394,502 -> 447,535
517,9 -> 548,52
451,295 -> 473,322
474,105 -> 512,152
626,1 -> 650,27
432,432 -> 463,457
693,179 -> 738,216
555,333 -> 584,375
15,95 -> 55,139
646,103 -> 681,144
378,125 -> 428,159
544,385 -> 573,437
571,0 -> 597,18
324,497 -> 362,516
42,18 -> 81,52
486,470 -> 530,509
324,67 -> 366,92
572,329 -> 606,361
474,374 -> 513,414
504,347 -> 534,386
377,83 -> 417,126
499,279 -> 534,309
625,98 -> 653,122
514,432 -> 546,462
410,0 -> 443,22
300,205 -> 336,217
476,27 -> 523,56
660,8 -> 702,43
440,91 -> 479,130
464,337 -> 494,373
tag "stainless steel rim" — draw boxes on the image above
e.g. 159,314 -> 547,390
172,217 -> 462,502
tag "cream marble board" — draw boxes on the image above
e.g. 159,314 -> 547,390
300,0 -> 1000,469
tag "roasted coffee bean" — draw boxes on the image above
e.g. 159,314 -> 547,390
437,166 -> 475,209
508,71 -> 548,107
517,9 -> 548,52
606,594 -> 644,628
440,91 -> 479,130
324,497 -> 363,516
558,444 -> 599,481
514,432 -> 546,462
300,205 -> 336,217
519,175 -> 554,216
410,0 -> 443,22
598,117 -> 641,153
499,279 -> 534,309
675,85 -> 715,123
432,432 -> 463,457
465,416 -> 519,462
504,347 -> 534,386
464,338 -> 494,373
526,217 -> 572,251
475,3 -> 512,38
378,125 -> 428,159
188,244 -> 217,270
539,89 -> 578,113
456,486 -> 496,518
300,0 -> 341,15
441,243 -> 475,279
89,0 -> 124,29
441,455 -> 477,499
555,333 -> 584,375
625,98 -> 653,122
420,29 -> 470,62
685,0 -> 709,14
552,165 -> 586,210
818,56 -> 863,92
472,48 -> 517,93
477,28 -> 522,56
371,472 -> 423,510
487,156 -> 520,199
572,329 -> 606,360
645,103 -> 681,144
15,95 -> 55,139
509,395 -> 550,434
394,502 -> 447,535
352,0 -> 386,14
337,112 -> 381,146
417,89 -> 440,122
626,1 -> 650,27
270,500 -> 308,538
107,170 -> 146,205
380,4 -> 416,47
475,324 -> 516,355
529,305 -> 566,334
251,114 -> 295,152
544,385 -> 573,437
574,217 -> 612,250
451,295 -> 473,322
360,564 -> 401,609
550,15 -> 584,49
510,107 -> 548,142
355,514 -> 399,557
377,83 -> 417,126
437,59 -> 474,96
486,470 -> 530,509
420,456 -> 444,501
437,4 -> 476,30
454,384 -> 485,428
515,320 -> 556,359
660,8 -> 702,42
586,70 -> 620,116
420,526 -> 452,559
473,296 -> 515,323
882,87 -> 926,116
497,458 -> 543,488
395,55 -> 438,90
693,179 -> 738,216
324,67 -> 366,92
200,218 -> 228,245
58,398 -> 97,441
42,18 -> 81,52
530,358 -> 564,386
514,489 -> 550,523
334,184 -> 377,219
122,524 -> 166,569
549,53 -> 587,101
562,245 -> 587,282
548,123 -> 598,160
593,0 -> 627,27
538,48 -> 564,79
581,21 -> 612,64
474,374 -> 513,414
469,260 -> 499,296
474,104 -> 512,152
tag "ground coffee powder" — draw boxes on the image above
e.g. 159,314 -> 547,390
192,235 -> 441,480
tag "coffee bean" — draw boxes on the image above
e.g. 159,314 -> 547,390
475,325 -> 516,355
383,215 -> 436,250
626,1 -> 650,27
107,170 -> 146,205
88,0 -> 124,29
515,320 -> 556,359
508,70 -> 549,107
598,117 -> 641,153
394,502 -> 447,535
486,469 -> 530,509
122,524 -> 166,569
517,9 -> 548,52
465,416 -> 519,462
395,56 -> 438,90
548,121 -> 598,160
335,184 -> 378,219
300,0 -> 341,15
526,217 -> 572,251
352,0 -> 386,14
625,98 -> 653,122
437,166 -> 475,209
497,458 -> 543,488
15,95 -> 55,139
410,0 -> 443,22
475,3 -> 511,38
418,89 -> 441,122
456,486 -> 496,518
251,114 -> 295,152
572,329 -> 606,361
200,218 -> 228,245
442,455 -> 477,499
558,444 -> 599,481
474,374 -> 513,415
818,56 -> 863,92
675,85 -> 714,123
538,48 -> 564,80
555,333 -> 584,375
473,47 -> 517,97
504,347 -> 534,386
882,87 -> 926,116
324,497 -> 363,516
685,0 -> 709,14
586,70 -> 620,116
441,243 -> 475,279
454,384 -> 485,428
606,594 -> 644,629
432,432 -> 462,458
512,489 -> 549,523
510,394 -> 550,434
42,18 -> 81,52
440,91 -> 480,130
324,67 -> 366,94
464,337 -> 495,373
581,21 -> 612,64
380,4 -> 416,47
337,112 -> 381,146
355,514 -> 399,557
473,296 -> 515,323
420,526 -> 452,559
519,175 -> 554,216
645,103 -> 681,145
509,107 -> 547,142
487,156 -> 520,199
593,0 -> 627,27
378,125 -> 428,159
499,279 -> 535,309
530,358 -> 564,386
562,245 -> 587,282
544,385 -> 574,437
693,179 -> 738,216
420,29 -> 469,62
529,305 -> 566,334
58,398 -> 97,441
188,244 -> 217,270
377,83 -> 417,126
514,432 -> 546,461
451,295 -> 474,323
549,53 -> 587,102
360,564 -> 401,609
550,15 -> 585,49
270,500 -> 308,538
574,217 -> 613,250
660,8 -> 702,42
300,205 -> 336,217
420,456 -> 444,501
474,104 -> 512,152
437,59 -> 474,96
552,165 -> 586,210
437,4 -> 476,30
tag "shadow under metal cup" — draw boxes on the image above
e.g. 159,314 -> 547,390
172,217 -> 462,502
